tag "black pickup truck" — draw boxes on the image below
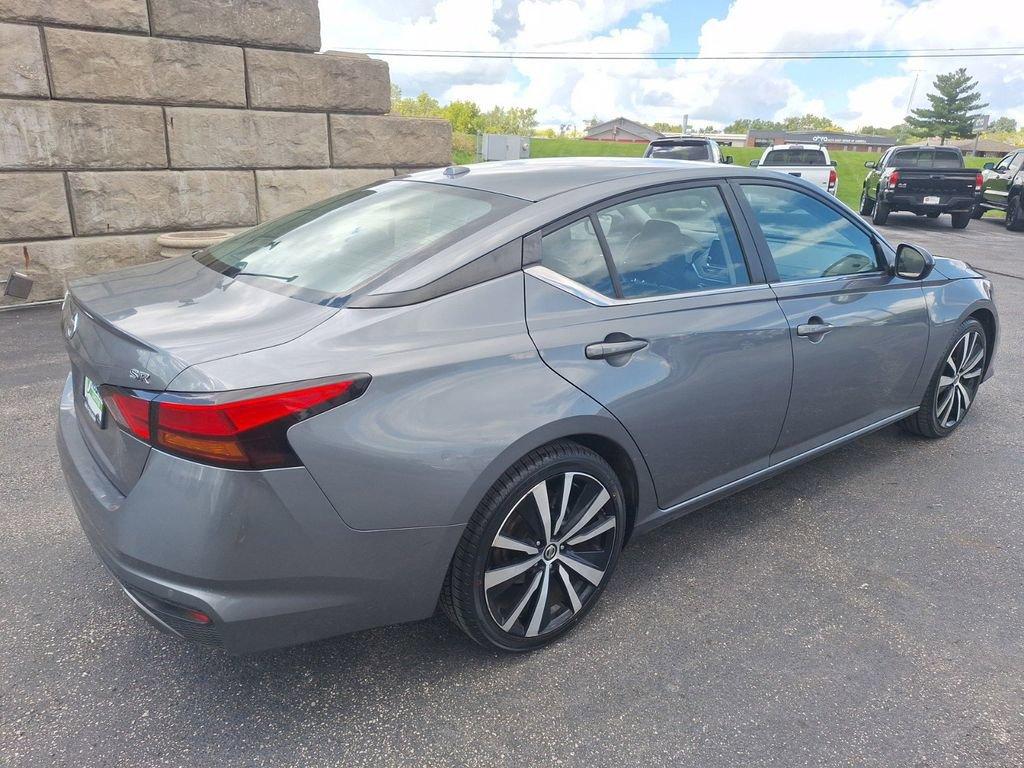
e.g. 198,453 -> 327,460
859,146 -> 982,228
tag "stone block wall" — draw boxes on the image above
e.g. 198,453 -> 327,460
0,0 -> 452,302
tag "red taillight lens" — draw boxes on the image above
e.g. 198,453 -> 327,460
888,170 -> 900,188
103,388 -> 152,441
101,376 -> 369,469
828,168 -> 837,189
975,172 -> 983,190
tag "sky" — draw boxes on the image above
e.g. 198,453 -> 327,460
318,0 -> 1024,132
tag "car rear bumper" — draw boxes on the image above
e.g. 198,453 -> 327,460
57,375 -> 463,654
880,192 -> 979,213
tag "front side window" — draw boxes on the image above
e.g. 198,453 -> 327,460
740,184 -> 881,282
762,149 -> 827,166
598,186 -> 750,298
197,181 -> 523,305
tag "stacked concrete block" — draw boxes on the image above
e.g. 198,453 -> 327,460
0,0 -> 452,302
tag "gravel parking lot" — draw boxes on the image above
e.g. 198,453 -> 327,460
1,214 -> 1022,768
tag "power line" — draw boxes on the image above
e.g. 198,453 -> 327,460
335,47 -> 1024,62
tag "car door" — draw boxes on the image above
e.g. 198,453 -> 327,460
733,180 -> 930,463
983,152 -> 1021,207
524,181 -> 793,509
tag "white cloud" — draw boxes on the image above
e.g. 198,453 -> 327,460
318,0 -> 1024,130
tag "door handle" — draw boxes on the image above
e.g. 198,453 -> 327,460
796,319 -> 833,340
585,339 -> 648,361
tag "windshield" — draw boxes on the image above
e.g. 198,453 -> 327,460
762,149 -> 827,166
646,142 -> 712,161
196,181 -> 523,305
890,150 -> 963,169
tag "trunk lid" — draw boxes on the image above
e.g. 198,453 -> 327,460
63,256 -> 338,493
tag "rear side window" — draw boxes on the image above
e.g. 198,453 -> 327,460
540,218 -> 614,296
762,149 -> 827,166
599,187 -> 749,298
740,184 -> 880,282
540,186 -> 750,300
646,142 -> 711,161
196,181 -> 524,305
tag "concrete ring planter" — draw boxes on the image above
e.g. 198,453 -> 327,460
157,230 -> 235,259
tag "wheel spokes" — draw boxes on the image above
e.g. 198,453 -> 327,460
559,488 -> 610,543
499,569 -> 543,632
566,516 -> 616,547
531,481 -> 552,543
557,563 -> 583,614
484,554 -> 542,590
553,472 -> 576,540
492,535 -> 540,555
525,565 -> 551,637
559,552 -> 605,586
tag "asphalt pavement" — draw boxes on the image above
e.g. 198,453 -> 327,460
1,213 -> 1022,768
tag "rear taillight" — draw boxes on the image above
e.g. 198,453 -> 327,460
975,172 -> 983,190
888,170 -> 900,189
828,168 -> 837,191
100,376 -> 369,469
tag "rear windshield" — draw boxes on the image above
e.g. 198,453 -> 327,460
196,181 -> 524,306
646,142 -> 712,161
889,149 -> 963,169
762,148 -> 827,166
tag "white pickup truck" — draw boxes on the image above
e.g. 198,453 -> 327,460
751,144 -> 838,196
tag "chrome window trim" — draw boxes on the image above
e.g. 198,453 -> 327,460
766,270 -> 887,289
524,264 -> 768,307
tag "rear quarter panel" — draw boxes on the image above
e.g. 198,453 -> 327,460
172,273 -> 656,531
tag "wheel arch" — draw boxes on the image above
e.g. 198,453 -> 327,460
969,306 -> 997,377
453,415 -> 656,546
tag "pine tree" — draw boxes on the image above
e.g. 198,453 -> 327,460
905,68 -> 988,144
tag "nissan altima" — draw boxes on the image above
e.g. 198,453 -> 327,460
57,158 -> 998,653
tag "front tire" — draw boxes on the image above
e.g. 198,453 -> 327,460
1007,195 -> 1024,232
951,211 -> 971,229
859,188 -> 874,215
441,441 -> 626,651
902,318 -> 986,438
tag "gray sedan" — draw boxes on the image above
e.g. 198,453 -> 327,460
57,158 -> 998,653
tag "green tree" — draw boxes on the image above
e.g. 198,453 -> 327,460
723,117 -> 784,133
442,100 -> 482,133
905,68 -> 988,143
989,116 -> 1018,133
652,121 -> 682,134
780,114 -> 847,132
479,106 -> 538,135
390,88 -> 443,119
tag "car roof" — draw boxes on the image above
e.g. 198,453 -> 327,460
400,157 -> 743,202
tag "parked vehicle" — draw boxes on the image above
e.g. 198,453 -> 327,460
859,146 -> 982,228
973,149 -> 1024,231
644,136 -> 732,164
750,144 -> 838,196
57,158 -> 998,654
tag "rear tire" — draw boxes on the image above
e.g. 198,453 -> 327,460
859,188 -> 874,216
871,198 -> 890,225
902,318 -> 986,439
951,211 -> 970,229
971,204 -> 984,219
926,212 -> 940,219
1007,195 -> 1024,232
441,441 -> 626,651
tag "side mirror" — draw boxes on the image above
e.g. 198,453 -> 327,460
748,159 -> 758,167
2,269 -> 33,300
723,155 -> 733,164
983,162 -> 995,170
894,243 -> 934,281
864,160 -> 876,168
829,160 -> 838,167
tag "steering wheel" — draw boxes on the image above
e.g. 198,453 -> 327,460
822,252 -> 875,277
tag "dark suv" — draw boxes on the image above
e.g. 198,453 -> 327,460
644,137 -> 732,164
974,149 -> 1024,231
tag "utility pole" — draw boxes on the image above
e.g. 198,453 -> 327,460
904,71 -> 921,118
